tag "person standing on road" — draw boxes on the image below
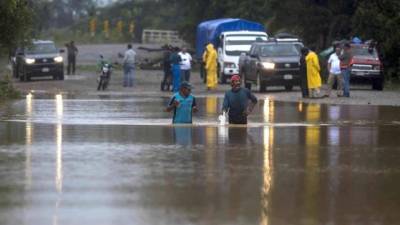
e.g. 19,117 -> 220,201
222,75 -> 258,124
65,41 -> 78,75
305,48 -> 322,98
326,47 -> 344,97
300,47 -> 309,98
161,45 -> 172,91
201,44 -> 208,84
122,44 -> 136,87
178,47 -> 192,82
170,47 -> 182,92
204,43 -> 218,90
339,43 -> 352,97
166,82 -> 198,124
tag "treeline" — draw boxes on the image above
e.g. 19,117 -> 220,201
174,0 -> 400,79
1,0 -> 400,79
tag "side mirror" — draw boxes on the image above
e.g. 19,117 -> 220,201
59,49 -> 65,53
17,52 -> 24,56
250,54 -> 258,58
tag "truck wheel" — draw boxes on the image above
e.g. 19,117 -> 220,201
243,73 -> 252,90
285,85 -> 293,91
372,78 -> 383,90
257,72 -> 266,92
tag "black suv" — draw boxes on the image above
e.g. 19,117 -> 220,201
240,40 -> 303,92
12,40 -> 64,81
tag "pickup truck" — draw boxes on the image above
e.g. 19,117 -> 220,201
319,41 -> 383,90
239,40 -> 303,92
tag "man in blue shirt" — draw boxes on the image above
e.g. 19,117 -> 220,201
166,82 -> 198,124
222,75 -> 258,124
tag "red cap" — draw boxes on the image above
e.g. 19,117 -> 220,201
231,75 -> 240,82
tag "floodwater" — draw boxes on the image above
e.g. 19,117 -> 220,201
1,94 -> 400,225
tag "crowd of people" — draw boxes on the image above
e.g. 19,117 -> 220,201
300,43 -> 353,99
65,41 -> 354,126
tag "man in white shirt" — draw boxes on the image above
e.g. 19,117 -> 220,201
326,47 -> 344,97
123,44 -> 136,87
178,47 -> 192,82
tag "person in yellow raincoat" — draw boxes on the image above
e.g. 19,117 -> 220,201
305,48 -> 322,98
204,43 -> 218,90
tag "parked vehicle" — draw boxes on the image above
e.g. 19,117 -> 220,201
319,40 -> 383,90
12,40 -> 64,82
240,39 -> 303,92
196,18 -> 268,83
97,55 -> 112,91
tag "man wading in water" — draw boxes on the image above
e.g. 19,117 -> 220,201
222,75 -> 258,124
166,82 -> 198,124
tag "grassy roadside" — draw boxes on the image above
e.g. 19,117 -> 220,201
0,57 -> 21,101
384,80 -> 400,91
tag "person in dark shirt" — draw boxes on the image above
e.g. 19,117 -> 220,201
65,41 -> 78,75
222,75 -> 258,124
161,45 -> 172,91
339,43 -> 353,97
300,47 -> 309,98
169,47 -> 182,92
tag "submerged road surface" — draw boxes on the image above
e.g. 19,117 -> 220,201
1,94 -> 400,225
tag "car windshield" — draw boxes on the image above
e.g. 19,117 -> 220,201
352,46 -> 378,57
260,44 -> 299,57
26,43 -> 57,54
225,35 -> 267,56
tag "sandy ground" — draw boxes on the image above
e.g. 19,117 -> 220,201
3,43 -> 400,106
7,66 -> 400,107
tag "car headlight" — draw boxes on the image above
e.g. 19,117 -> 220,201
261,62 -> 275,69
54,56 -> 63,63
25,58 -> 35,64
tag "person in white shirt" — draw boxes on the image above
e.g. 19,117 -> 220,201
178,47 -> 192,82
123,44 -> 136,87
326,47 -> 344,97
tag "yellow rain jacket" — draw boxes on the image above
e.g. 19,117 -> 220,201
306,51 -> 322,89
205,44 -> 218,89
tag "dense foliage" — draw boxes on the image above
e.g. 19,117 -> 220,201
0,0 -> 32,54
1,0 -> 399,79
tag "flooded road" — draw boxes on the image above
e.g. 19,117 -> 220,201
1,94 -> 400,225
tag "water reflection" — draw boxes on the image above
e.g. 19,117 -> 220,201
1,96 -> 400,225
55,94 -> 63,193
260,126 -> 273,225
25,93 -> 33,190
174,127 -> 192,146
263,97 -> 274,123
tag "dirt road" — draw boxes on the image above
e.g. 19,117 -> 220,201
5,43 -> 400,106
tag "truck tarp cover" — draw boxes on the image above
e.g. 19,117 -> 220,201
196,18 -> 265,58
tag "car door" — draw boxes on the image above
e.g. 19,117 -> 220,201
248,46 -> 260,81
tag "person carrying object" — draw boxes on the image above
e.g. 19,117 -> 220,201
222,75 -> 257,124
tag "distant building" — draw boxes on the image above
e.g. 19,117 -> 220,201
142,29 -> 187,45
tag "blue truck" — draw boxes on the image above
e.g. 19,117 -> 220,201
196,18 -> 268,83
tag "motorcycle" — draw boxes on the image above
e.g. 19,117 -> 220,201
97,55 -> 112,91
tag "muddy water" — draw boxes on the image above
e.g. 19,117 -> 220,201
1,94 -> 400,225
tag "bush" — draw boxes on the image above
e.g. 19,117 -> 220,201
0,74 -> 20,100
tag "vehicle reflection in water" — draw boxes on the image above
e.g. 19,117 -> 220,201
25,93 -> 33,190
0,94 -> 400,225
55,94 -> 64,225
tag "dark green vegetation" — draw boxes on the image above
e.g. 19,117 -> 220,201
0,0 -> 32,55
0,74 -> 20,100
1,0 -> 399,81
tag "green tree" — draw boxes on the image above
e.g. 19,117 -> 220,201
268,0 -> 357,50
352,0 -> 400,79
0,0 -> 33,54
